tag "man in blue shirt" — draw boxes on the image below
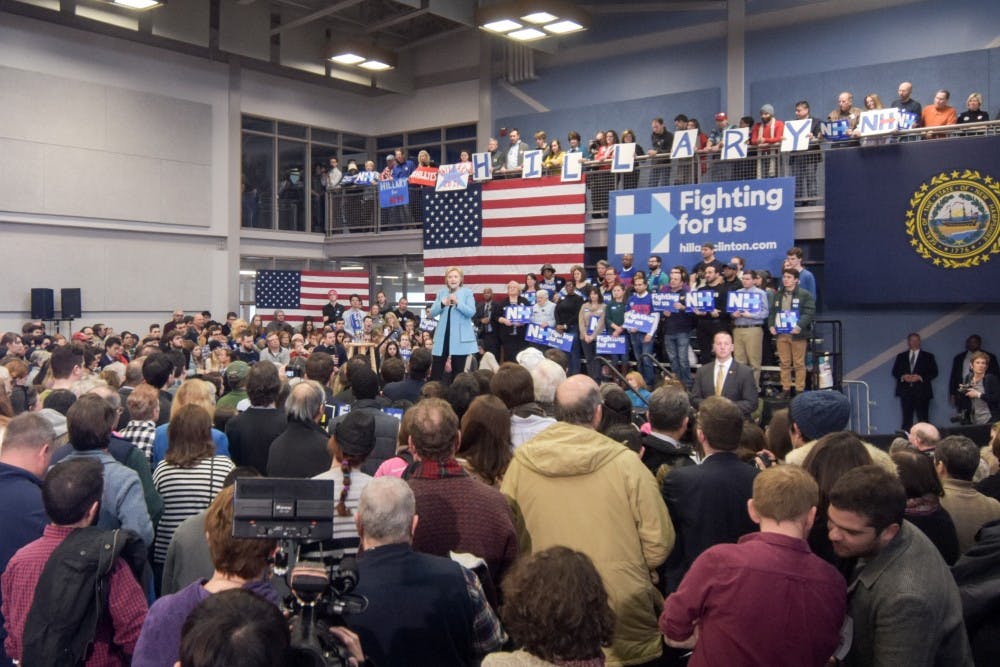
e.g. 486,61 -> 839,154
786,247 -> 816,300
0,413 -> 55,664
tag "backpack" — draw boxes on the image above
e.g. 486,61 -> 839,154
21,527 -> 148,666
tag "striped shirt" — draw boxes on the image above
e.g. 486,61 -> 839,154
152,456 -> 234,564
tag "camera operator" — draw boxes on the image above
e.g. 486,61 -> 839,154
347,476 -> 506,666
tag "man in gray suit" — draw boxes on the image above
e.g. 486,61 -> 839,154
828,465 -> 972,666
690,331 -> 758,419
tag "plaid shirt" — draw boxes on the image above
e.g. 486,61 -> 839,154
407,458 -> 468,480
462,566 -> 507,655
1,525 -> 148,665
118,420 -> 156,465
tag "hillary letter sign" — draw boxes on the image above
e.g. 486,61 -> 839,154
609,178 -> 794,280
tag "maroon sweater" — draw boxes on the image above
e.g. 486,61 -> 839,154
408,459 -> 519,584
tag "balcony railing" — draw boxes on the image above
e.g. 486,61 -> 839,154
317,119 -> 1000,236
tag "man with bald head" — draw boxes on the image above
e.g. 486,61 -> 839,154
501,375 -> 675,667
892,81 -> 922,123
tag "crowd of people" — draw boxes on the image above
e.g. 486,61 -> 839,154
2,262 -> 1000,666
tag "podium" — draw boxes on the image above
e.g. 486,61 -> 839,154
347,341 -> 378,371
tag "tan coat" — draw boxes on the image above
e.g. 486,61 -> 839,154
501,422 -> 675,667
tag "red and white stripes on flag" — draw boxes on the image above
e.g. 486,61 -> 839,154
255,270 -> 369,325
422,176 -> 586,300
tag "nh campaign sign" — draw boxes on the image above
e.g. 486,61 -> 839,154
609,178 -> 794,281
524,324 -> 574,352
825,135 -> 1000,304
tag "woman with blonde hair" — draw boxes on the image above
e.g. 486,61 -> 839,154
150,378 -> 230,467
429,266 -> 477,381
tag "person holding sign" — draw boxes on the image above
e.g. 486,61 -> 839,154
730,270 -> 770,388
429,267 -> 477,382
494,281 -> 530,363
626,273 -> 659,387
661,267 -> 696,389
767,268 -> 816,399
528,290 -> 557,351
579,286 -> 607,383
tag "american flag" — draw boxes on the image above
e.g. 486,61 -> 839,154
423,176 -> 586,299
255,270 -> 369,324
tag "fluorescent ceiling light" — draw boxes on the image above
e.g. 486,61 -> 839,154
507,27 -> 547,41
544,19 -> 584,34
112,0 -> 163,8
482,19 -> 522,33
330,53 -> 366,65
359,60 -> 392,71
521,12 -> 557,24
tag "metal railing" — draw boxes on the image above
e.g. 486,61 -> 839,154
307,119 -> 1000,236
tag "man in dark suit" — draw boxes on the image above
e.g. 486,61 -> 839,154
474,288 -> 500,358
949,334 -> 1000,406
892,332 -> 938,430
661,395 -> 758,592
690,330 -> 758,419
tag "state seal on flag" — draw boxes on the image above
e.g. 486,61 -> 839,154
906,170 -> 1000,269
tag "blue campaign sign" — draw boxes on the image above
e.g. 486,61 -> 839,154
524,324 -> 574,352
651,292 -> 682,312
505,305 -> 532,325
774,310 -> 799,334
596,335 -> 627,355
623,311 -> 659,334
609,178 -> 794,282
726,291 -> 763,314
687,290 -> 717,312
379,178 -> 409,208
419,317 -> 438,332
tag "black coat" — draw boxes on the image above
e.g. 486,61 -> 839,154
892,349 -> 938,399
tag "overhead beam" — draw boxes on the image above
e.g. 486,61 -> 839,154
270,0 -> 364,36
580,2 -> 726,13
366,7 -> 431,34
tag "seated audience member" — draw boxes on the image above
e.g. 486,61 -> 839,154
935,435 -> 1000,554
530,358 -> 565,415
58,394 -> 153,545
383,347 -> 431,404
151,405 -> 234,588
267,380 -> 332,477
313,410 -> 377,555
598,384 -> 642,453
892,448 -> 960,565
484,546 -> 615,667
224,361 -> 287,475
661,396 -> 757,591
784,390 -> 896,472
347,477 -> 506,666
802,431 -> 873,578
150,379 -> 230,468
957,92 -> 990,124
132,484 -> 278,667
1,458 -> 148,665
921,89 -> 958,129
660,466 -> 846,667
457,394 -> 513,487
329,366 -> 399,474
119,384 -> 160,464
828,466 -> 972,665
406,398 -> 518,585
491,362 -> 555,448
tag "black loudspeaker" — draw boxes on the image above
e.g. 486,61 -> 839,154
61,288 -> 82,319
30,288 -> 55,319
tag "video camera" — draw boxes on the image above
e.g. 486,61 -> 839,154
234,478 -> 368,667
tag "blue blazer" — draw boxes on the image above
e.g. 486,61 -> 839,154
430,286 -> 478,356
